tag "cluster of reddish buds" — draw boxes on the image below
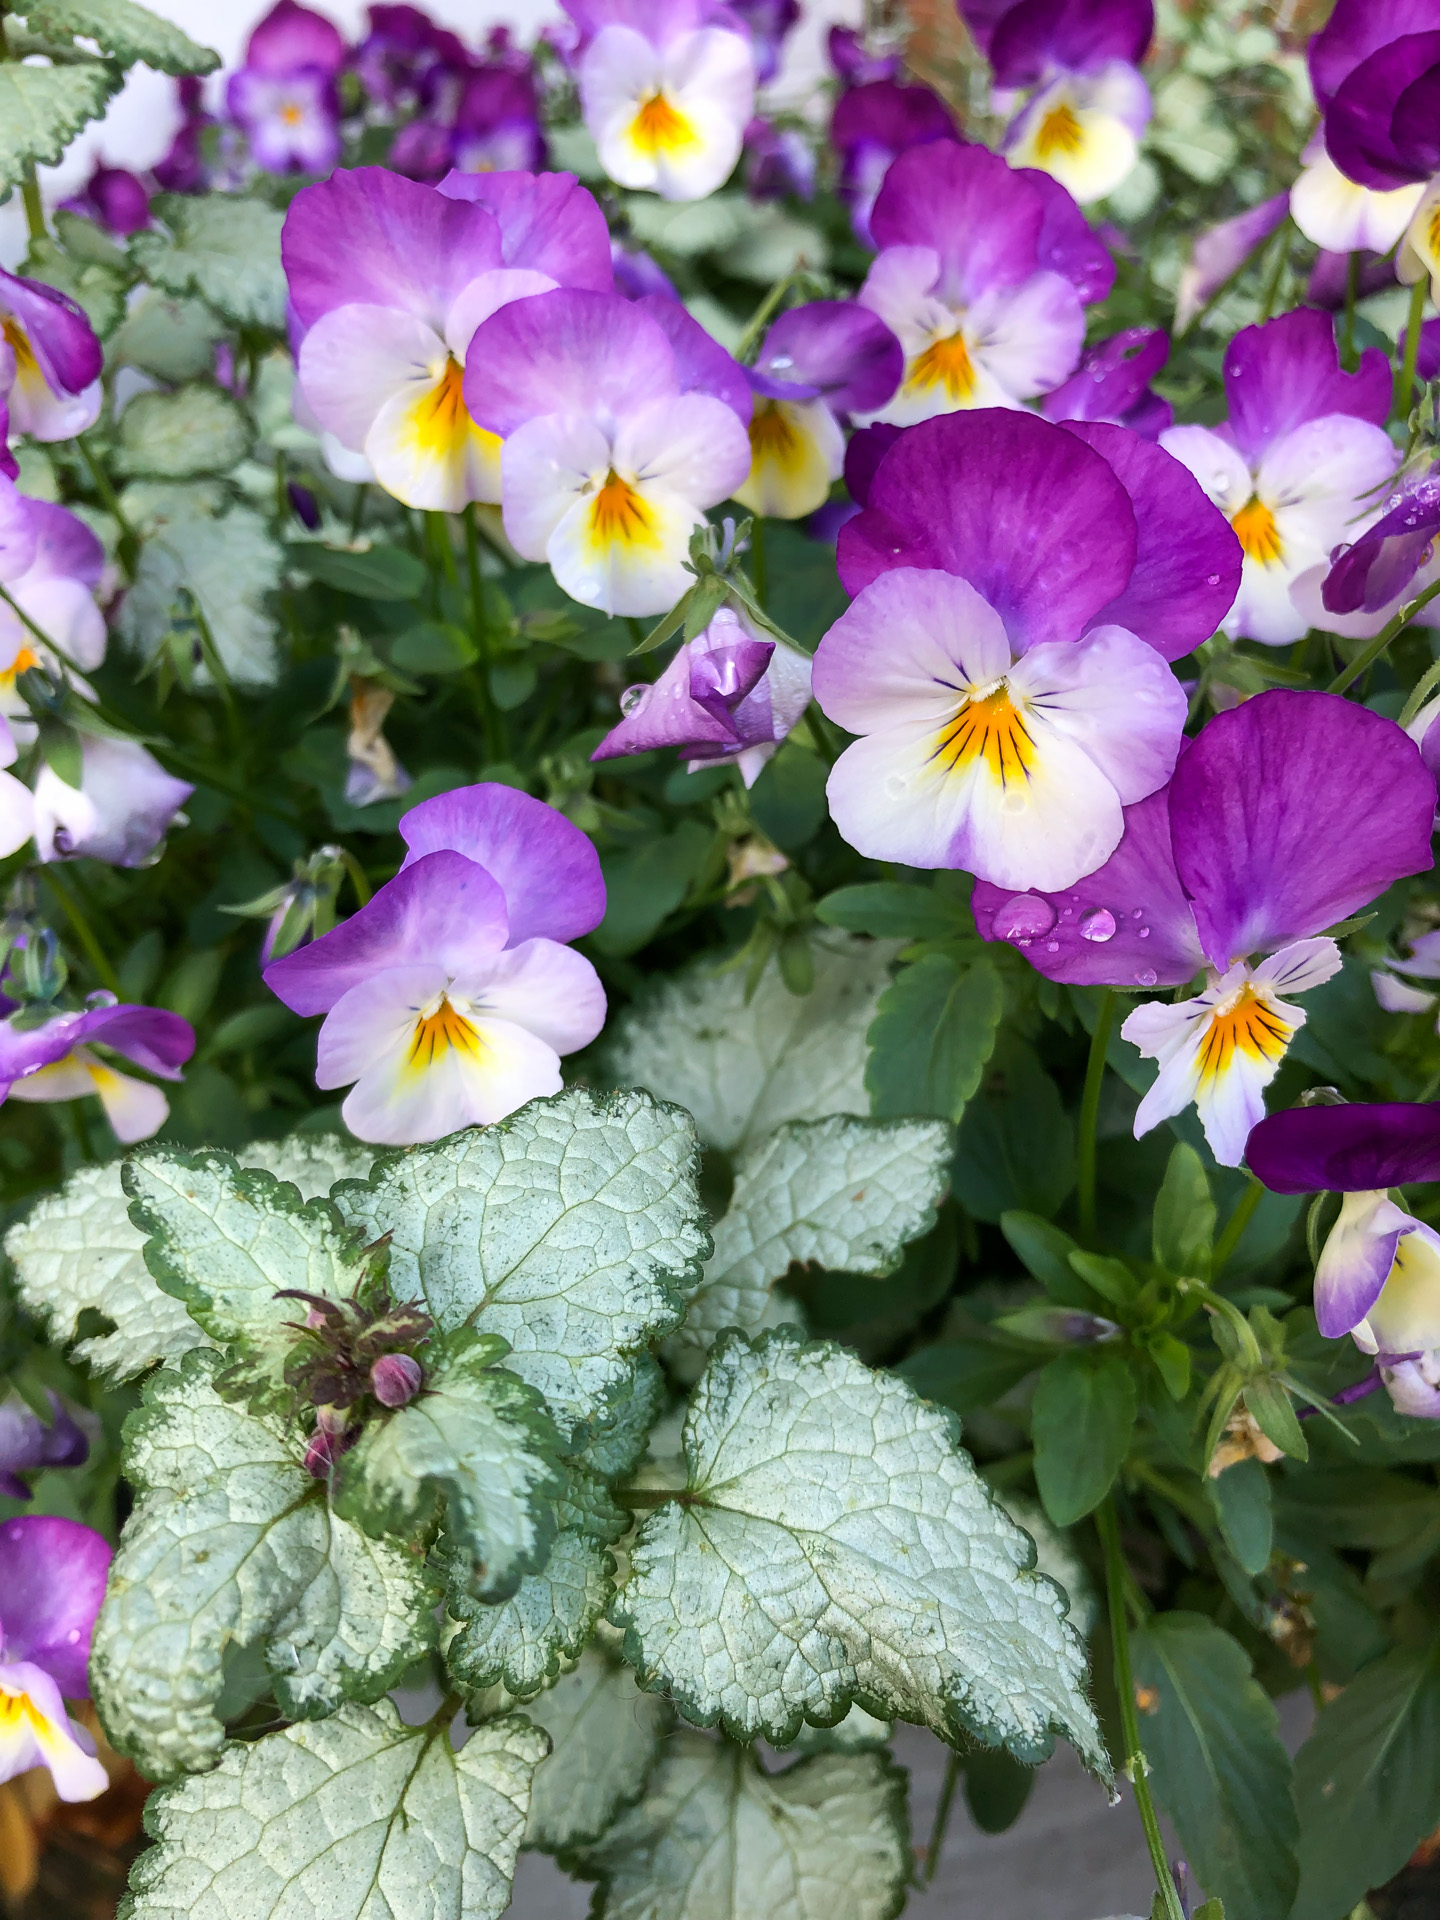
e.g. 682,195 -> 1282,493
277,1286 -> 433,1479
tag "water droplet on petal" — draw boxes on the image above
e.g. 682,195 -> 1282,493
1046,940 -> 1059,952
1138,926 -> 1150,938
1136,967 -> 1158,987
1206,573 -> 1220,586
992,893 -> 1057,941
619,684 -> 649,716
1079,907 -> 1117,942
66,1628 -> 81,1643
885,773 -> 907,797
1132,907 -> 1144,918
771,353 -> 794,370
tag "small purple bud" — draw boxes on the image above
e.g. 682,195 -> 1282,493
303,1423 -> 354,1478
370,1353 -> 423,1408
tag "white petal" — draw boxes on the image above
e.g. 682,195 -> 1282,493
365,374 -> 502,513
0,766 -> 32,857
545,476 -> 701,616
612,392 -> 752,508
1252,937 -> 1343,996
500,412 -> 613,561
586,25 -> 753,202
1373,969 -> 1439,1014
474,940 -> 606,1055
1007,79 -> 1140,204
298,304 -> 448,451
1366,1223 -> 1440,1358
1011,625 -> 1186,806
89,1062 -> 169,1143
342,1014 -> 562,1145
1158,425 -> 1252,519
443,267 -> 556,361
1290,152 -> 1424,255
856,246 -> 945,357
1401,182 -> 1440,303
733,398 -> 845,521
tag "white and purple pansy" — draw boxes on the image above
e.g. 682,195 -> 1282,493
0,267 -> 102,446
227,0 -> 347,177
0,997 -> 195,1144
0,1515 -> 111,1801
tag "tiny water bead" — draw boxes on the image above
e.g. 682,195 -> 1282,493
1136,967 -> 1158,987
619,684 -> 649,716
1078,907 -> 1117,942
992,893 -> 1057,941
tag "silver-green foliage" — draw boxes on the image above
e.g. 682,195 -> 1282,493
119,502 -> 284,687
0,62 -> 118,191
522,1648 -> 671,1854
22,0 -> 218,73
133,195 -> 288,330
117,386 -> 251,480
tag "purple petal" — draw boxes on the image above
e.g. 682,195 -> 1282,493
0,1001 -> 192,1085
462,287 -> 677,437
265,851 -> 511,1016
635,295 -> 752,422
1403,317 -> 1440,382
0,1394 -> 88,1491
751,301 -> 902,415
842,422 -> 902,507
1041,326 -> 1168,426
1327,31 -> 1440,191
1313,1192 -> 1417,1337
870,142 -> 1047,301
1391,57 -> 1440,178
830,79 -> 955,163
0,269 -> 102,398
1175,194 -> 1288,335
435,169 -> 614,291
397,783 -> 605,945
1223,309 -> 1391,467
1026,167 -> 1117,304
85,168 -> 150,238
0,478 -> 38,580
1170,690 -> 1437,968
837,410 -> 1137,650
611,244 -> 677,301
1248,1101 -> 1440,1193
829,23 -> 902,80
0,1514 -> 112,1697
1306,247 -> 1398,311
974,785 -> 1205,986
34,735 -> 193,868
1061,420 -> 1243,661
1323,472 -> 1440,615
956,0 -> 1017,58
245,0 -> 347,74
1309,0 -> 1440,110
282,167 -> 503,330
988,0 -> 1154,86
21,500 -> 103,591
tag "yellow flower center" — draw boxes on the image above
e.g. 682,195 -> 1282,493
907,330 -> 978,403
1197,983 -> 1292,1085
749,400 -> 804,471
0,1688 -> 48,1742
631,90 -> 696,156
280,101 -> 305,127
407,997 -> 482,1073
588,471 -> 659,550
0,646 -> 40,689
931,682 -> 1035,786
410,357 -> 472,454
1231,495 -> 1283,565
1,318 -> 37,377
1036,100 -> 1085,159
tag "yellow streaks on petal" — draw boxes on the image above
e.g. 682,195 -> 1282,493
1196,983 -> 1293,1086
0,647 -> 40,690
406,997 -> 483,1076
1,319 -> 37,378
1036,100 -> 1086,159
587,471 -> 660,552
1231,495 -> 1283,566
748,400 -> 807,476
405,357 -> 474,456
906,331 -> 977,404
630,90 -> 697,157
931,683 -> 1036,787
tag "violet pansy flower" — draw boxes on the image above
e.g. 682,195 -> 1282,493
32,735 -> 193,869
450,65 -> 545,177
1160,309 -> 1396,648
563,0 -> 755,203
0,1515 -> 111,1801
0,482 -> 108,695
814,409 -> 1237,894
855,141 -> 1106,424
829,80 -> 954,247
0,268 -> 101,444
828,26 -> 901,87
1040,326 -> 1173,440
1370,928 -> 1440,1026
63,165 -> 150,239
1,997 -> 195,1143
0,1394 -> 88,1501
592,605 -> 812,787
734,301 -> 902,521
731,0 -> 798,84
1247,1100 -> 1440,1419
355,4 -> 470,112
227,0 -> 347,177
463,287 -> 751,616
284,167 -> 610,514
1173,194 -> 1288,334
265,784 -> 607,1146
1316,467 -> 1440,639
975,691 -> 1437,1164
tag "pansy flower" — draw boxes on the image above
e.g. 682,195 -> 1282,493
284,167 -> 611,513
1304,467 -> 1440,642
1040,326 -> 1173,440
855,141 -> 1107,424
0,1394 -> 88,1502
264,784 -> 607,1145
0,1516 -> 111,1801
355,4 -> 471,111
829,79 -> 955,247
1174,194 -> 1288,334
1247,1099 -> 1440,1419
62,165 -> 150,239
813,409 -> 1238,893
463,288 -> 751,615
731,0 -> 798,84
735,301 -> 902,520
227,0 -> 347,176
1369,927 -> 1440,1025
31,735 -> 193,868
0,268 -> 101,445
0,481 -> 108,696
1160,309 -> 1396,648
0,997 -> 195,1143
975,691 -> 1437,1164
563,0 -> 756,202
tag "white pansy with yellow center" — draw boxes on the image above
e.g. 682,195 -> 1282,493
579,18 -> 754,202
1005,62 -> 1151,205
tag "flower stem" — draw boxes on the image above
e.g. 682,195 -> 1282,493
750,517 -> 768,610
1342,251 -> 1361,368
43,867 -> 121,996
1397,275 -> 1428,421
1212,1175 -> 1263,1276
1097,1498 -> 1186,1920
20,168 -> 44,245
1326,576 -> 1440,695
1400,649 -> 1440,729
923,1751 -> 962,1885
1077,989 -> 1115,1243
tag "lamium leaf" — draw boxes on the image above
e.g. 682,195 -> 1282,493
110,293 -> 223,382
522,1648 -> 671,1854
119,1700 -> 546,1920
444,1467 -> 627,1698
117,386 -> 251,480
336,1089 -> 711,1438
119,502 -> 284,687
612,1330 -> 1108,1774
91,1352 -> 437,1783
23,0 -> 219,74
672,1115 -> 953,1365
607,933 -> 897,1153
122,1146 -> 380,1409
134,195 -> 287,330
0,61 -> 118,190
22,232 -> 127,335
572,1349 -> 666,1481
333,1333 -> 564,1604
1133,1612 -> 1298,1920
575,1729 -> 911,1920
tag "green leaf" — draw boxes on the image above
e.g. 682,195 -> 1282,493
572,1349 -> 665,1481
444,1467 -> 626,1698
1291,1638 -> 1440,1920
865,955 -> 1004,1124
609,932 -> 896,1152
1245,1376 -> 1307,1462
593,822 -> 713,956
109,292 -> 221,381
0,61 -> 118,190
952,1037 -> 1074,1223
671,1114 -> 953,1367
612,1330 -> 1108,1774
1000,1212 -> 1095,1309
1209,1458 -> 1272,1576
119,503 -> 283,687
134,194 -> 287,330
522,1648 -> 671,1854
91,1352 -> 437,1783
576,1730 -> 911,1920
1031,1349 -> 1137,1526
24,0 -> 218,73
117,385 -> 250,480
119,1700 -> 546,1919
21,232 -> 126,334
1133,1612 -> 1298,1920
815,880 -> 973,941
962,1747 -> 1035,1834
390,618 -> 477,673
1153,1144 -> 1215,1278
287,540 -> 427,602
337,1088 -> 711,1438
334,1334 -> 563,1603
123,1146 -> 379,1410
896,1339 -> 1042,1417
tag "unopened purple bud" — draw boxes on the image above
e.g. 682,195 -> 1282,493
370,1353 -> 423,1407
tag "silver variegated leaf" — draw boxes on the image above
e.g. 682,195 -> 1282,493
0,62 -> 118,190
576,1730 -> 910,1920
117,386 -> 251,480
612,1331 -> 1108,1776
91,1352 -> 436,1783
336,1089 -> 710,1437
23,0 -> 219,75
119,1700 -> 546,1920
133,194 -> 287,329
522,1648 -> 671,1855
119,501 -> 284,688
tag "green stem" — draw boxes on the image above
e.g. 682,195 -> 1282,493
44,868 -> 121,996
75,436 -> 138,577
463,507 -> 502,763
1258,221 -> 1291,323
1213,1175 -> 1263,1276
750,518 -> 767,610
1097,1499 -> 1186,1920
1341,252 -> 1361,368
1399,649 -> 1440,729
923,1752 -> 962,1886
1327,575 -> 1440,694
1077,990 -> 1115,1243
20,168 -> 44,245
736,269 -> 805,362
612,1486 -> 685,1510
1397,274 -> 1428,421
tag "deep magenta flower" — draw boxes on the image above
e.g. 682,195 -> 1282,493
0,268 -> 102,444
154,76 -> 213,194
975,691 -> 1437,1163
1040,326 -> 1172,439
227,0 -> 347,176
731,0 -> 798,83
813,409 -> 1237,894
0,997 -> 194,1143
1322,468 -> 1440,626
0,1516 -> 111,1800
1248,1100 -> 1440,1418
63,165 -> 150,238
264,784 -> 606,1144
450,65 -> 544,175
354,3 -> 470,110
1160,309 -> 1396,647
829,80 -> 954,246
0,1395 -> 88,1501
828,25 -> 900,86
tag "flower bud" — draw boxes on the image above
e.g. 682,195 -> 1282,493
370,1352 -> 423,1408
303,1418 -> 355,1479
